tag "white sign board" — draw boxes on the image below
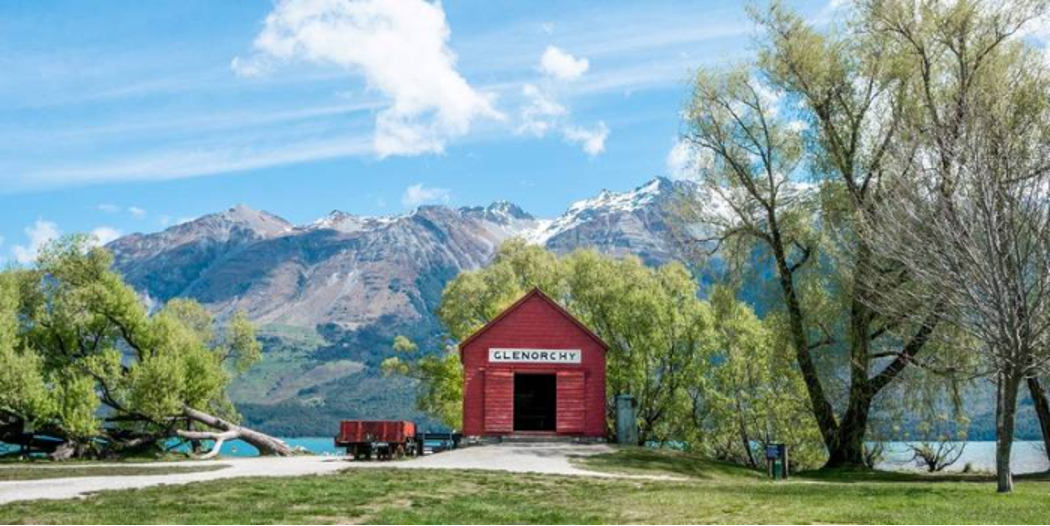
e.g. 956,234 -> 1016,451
488,348 -> 582,364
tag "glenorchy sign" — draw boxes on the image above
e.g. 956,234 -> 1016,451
488,348 -> 582,364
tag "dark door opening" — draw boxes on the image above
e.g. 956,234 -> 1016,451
514,373 -> 556,432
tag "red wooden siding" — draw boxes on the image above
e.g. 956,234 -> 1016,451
556,371 -> 586,434
336,421 -> 415,445
483,370 -> 514,434
460,289 -> 607,438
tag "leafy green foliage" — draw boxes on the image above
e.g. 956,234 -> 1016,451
684,286 -> 825,468
388,241 -> 824,466
675,0 -> 1034,467
0,274 -> 54,426
382,335 -> 462,429
0,236 -> 261,456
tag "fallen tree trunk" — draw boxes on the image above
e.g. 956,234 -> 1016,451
178,406 -> 294,457
49,441 -> 80,461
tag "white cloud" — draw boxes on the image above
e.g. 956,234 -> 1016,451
667,139 -> 694,179
786,119 -> 808,133
518,84 -> 567,136
11,133 -> 373,192
230,56 -> 267,78
100,204 -> 146,218
12,220 -> 61,265
752,78 -> 784,118
540,46 -> 589,81
401,183 -> 451,207
234,0 -> 501,157
666,138 -> 713,180
563,122 -> 609,156
1021,15 -> 1050,65
518,46 -> 607,156
89,226 -> 122,247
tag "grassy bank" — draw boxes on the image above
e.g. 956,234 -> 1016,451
0,464 -> 228,481
2,449 -> 1049,524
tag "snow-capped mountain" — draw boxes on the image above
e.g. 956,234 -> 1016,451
306,211 -> 399,234
537,177 -> 701,264
105,177 -> 705,434
108,177 -> 698,330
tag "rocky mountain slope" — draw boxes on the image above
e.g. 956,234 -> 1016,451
105,177 -> 1043,440
109,177 -> 699,330
107,177 -> 702,434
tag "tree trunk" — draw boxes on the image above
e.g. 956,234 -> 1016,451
1027,377 -> 1050,468
179,406 -> 294,457
48,441 -> 79,461
737,417 -> 757,468
996,370 -> 1022,493
825,398 -> 872,468
768,231 -> 840,451
825,277 -> 876,469
824,312 -> 938,469
826,293 -> 875,469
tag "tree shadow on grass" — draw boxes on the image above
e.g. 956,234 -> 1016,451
576,447 -> 764,480
798,466 -> 1050,485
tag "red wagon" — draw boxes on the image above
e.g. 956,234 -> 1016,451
335,420 -> 417,460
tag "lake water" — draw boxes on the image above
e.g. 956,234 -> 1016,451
876,441 -> 1048,474
0,437 -> 442,458
174,437 -> 343,457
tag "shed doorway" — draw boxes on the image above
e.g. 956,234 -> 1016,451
514,373 -> 556,431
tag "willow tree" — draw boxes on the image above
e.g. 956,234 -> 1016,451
386,240 -> 824,458
684,285 -> 825,469
0,237 -> 291,459
860,16 -> 1050,490
382,335 -> 463,430
387,241 -> 713,443
679,0 -> 1045,468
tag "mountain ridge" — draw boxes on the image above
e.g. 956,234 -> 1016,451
103,177 -> 1042,440
108,176 -> 696,328
105,177 -> 702,434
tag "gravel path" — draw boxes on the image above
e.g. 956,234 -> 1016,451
0,456 -> 346,504
343,442 -> 626,476
0,442 -> 666,504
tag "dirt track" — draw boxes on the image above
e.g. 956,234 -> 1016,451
0,442 -> 671,504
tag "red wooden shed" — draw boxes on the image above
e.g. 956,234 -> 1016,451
460,288 -> 607,439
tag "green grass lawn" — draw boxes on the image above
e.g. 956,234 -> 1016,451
1,449 -> 1049,524
0,464 -> 228,481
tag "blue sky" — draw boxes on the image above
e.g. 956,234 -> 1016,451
0,0 -> 838,265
